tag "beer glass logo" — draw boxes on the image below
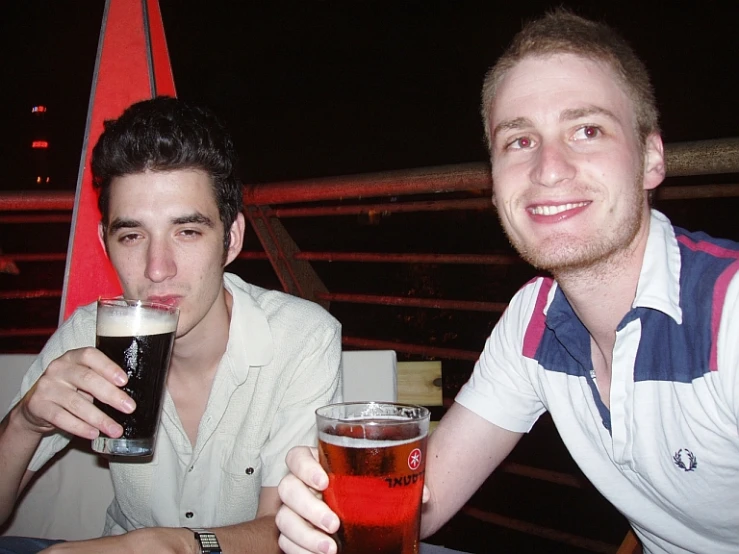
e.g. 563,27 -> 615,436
408,448 -> 422,471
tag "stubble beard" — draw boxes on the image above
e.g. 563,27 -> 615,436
500,170 -> 648,277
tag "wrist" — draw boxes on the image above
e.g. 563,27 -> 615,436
181,527 -> 201,554
7,403 -> 49,440
185,527 -> 222,554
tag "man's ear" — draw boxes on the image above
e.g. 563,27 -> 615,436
643,132 -> 666,192
98,222 -> 110,258
224,212 -> 246,266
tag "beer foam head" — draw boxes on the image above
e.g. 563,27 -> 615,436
319,431 -> 421,449
319,416 -> 427,448
97,302 -> 178,336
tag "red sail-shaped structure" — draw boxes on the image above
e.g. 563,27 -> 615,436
60,0 -> 176,322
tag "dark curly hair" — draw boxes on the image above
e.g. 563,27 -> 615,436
91,96 -> 242,252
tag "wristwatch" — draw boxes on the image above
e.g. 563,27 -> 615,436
187,527 -> 222,554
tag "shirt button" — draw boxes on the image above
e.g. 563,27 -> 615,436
188,466 -> 194,472
245,467 -> 254,475
185,511 -> 194,518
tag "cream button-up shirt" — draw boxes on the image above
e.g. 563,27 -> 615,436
19,273 -> 342,533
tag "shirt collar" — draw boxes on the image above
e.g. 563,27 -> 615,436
223,273 -> 274,383
633,209 -> 682,324
544,209 -> 682,326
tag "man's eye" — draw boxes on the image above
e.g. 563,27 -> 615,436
179,229 -> 201,237
574,125 -> 601,140
507,136 -> 534,150
118,234 -> 139,243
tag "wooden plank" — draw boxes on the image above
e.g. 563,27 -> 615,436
397,360 -> 443,406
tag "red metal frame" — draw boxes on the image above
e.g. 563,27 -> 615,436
60,0 -> 176,322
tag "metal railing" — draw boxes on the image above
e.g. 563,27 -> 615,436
1,137 -> 738,353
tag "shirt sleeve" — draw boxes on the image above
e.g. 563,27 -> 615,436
718,269 -> 739,426
455,278 -> 548,433
259,316 -> 342,486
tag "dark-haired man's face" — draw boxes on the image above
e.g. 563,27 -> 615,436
100,169 -> 244,343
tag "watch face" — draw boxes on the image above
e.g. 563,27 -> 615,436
192,530 -> 221,553
198,533 -> 220,550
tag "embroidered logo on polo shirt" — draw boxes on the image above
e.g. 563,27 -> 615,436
673,449 -> 697,472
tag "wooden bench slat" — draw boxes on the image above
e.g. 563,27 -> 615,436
397,360 -> 443,407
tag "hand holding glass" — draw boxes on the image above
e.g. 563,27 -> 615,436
91,298 -> 178,457
316,402 -> 430,554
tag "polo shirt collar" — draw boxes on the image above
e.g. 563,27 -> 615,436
544,209 -> 682,327
222,273 -> 274,383
632,209 -> 682,324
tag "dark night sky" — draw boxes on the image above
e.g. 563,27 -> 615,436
2,0 -> 738,190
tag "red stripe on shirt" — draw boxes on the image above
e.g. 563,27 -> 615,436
522,278 -> 554,359
677,235 -> 739,371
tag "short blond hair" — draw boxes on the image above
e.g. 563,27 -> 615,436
481,9 -> 660,152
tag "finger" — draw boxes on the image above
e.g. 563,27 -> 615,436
68,347 -> 129,387
277,534 -> 309,554
285,446 -> 328,491
22,391 -> 100,440
25,381 -> 123,439
61,387 -> 126,438
53,349 -> 136,415
72,364 -> 135,415
23,351 -> 134,438
278,473 -> 340,534
276,505 -> 338,554
278,533 -> 337,554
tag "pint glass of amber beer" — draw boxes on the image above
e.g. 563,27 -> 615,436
91,298 -> 178,457
316,402 -> 430,554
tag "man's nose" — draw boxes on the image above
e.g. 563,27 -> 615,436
144,239 -> 176,282
529,141 -> 576,187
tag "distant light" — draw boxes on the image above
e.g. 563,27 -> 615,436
32,106 -> 47,113
36,176 -> 41,183
32,141 -> 49,149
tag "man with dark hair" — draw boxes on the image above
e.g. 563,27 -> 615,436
91,96 -> 244,258
274,10 -> 739,554
0,96 -> 342,554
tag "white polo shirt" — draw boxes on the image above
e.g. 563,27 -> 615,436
14,273 -> 342,533
456,211 -> 739,554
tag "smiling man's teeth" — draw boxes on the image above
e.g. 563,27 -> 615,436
530,202 -> 588,216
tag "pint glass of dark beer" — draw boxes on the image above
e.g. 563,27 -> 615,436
91,298 -> 178,457
316,402 -> 430,554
